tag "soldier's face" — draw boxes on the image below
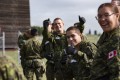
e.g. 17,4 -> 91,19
97,7 -> 119,32
66,30 -> 82,47
111,0 -> 120,21
53,19 -> 64,34
111,0 -> 120,6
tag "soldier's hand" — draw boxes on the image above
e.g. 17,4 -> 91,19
79,16 -> 86,25
43,18 -> 51,28
67,46 -> 77,55
44,52 -> 53,60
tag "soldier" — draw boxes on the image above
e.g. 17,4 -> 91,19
0,55 -> 26,80
42,18 -> 68,80
21,28 -> 45,80
66,26 -> 97,80
90,3 -> 120,80
18,29 -> 31,74
18,29 -> 31,48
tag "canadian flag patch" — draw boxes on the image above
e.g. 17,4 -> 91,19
108,50 -> 117,59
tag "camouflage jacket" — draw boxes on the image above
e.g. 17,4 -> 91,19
68,51 -> 92,80
18,33 -> 29,48
90,28 -> 120,80
79,41 -> 97,60
0,55 -> 26,80
78,41 -> 97,80
66,40 -> 97,80
21,36 -> 43,59
42,32 -> 68,63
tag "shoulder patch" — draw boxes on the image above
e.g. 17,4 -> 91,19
108,50 -> 117,59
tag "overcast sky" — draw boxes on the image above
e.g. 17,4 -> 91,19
29,0 -> 110,34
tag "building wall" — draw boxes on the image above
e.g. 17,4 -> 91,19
0,0 -> 30,48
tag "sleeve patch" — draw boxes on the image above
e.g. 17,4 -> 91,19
108,50 -> 117,59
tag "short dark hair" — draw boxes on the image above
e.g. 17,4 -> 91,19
53,17 -> 63,22
31,28 -> 38,36
66,26 -> 80,34
66,26 -> 84,40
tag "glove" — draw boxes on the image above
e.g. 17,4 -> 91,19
43,18 -> 51,28
79,16 -> 86,25
44,52 -> 53,60
67,46 -> 77,55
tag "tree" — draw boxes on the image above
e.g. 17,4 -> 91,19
31,26 -> 43,35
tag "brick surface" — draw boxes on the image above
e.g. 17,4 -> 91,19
0,0 -> 30,48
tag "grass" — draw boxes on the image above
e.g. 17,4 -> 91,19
1,34 -> 99,80
86,34 -> 100,44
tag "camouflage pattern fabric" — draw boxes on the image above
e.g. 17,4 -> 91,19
18,33 -> 29,48
0,55 -> 26,80
21,36 -> 43,60
18,33 -> 30,75
67,51 -> 89,80
90,28 -> 120,80
21,36 -> 45,80
42,33 -> 68,80
66,41 -> 97,80
18,33 -> 29,60
79,41 -> 97,59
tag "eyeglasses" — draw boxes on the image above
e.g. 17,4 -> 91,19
95,13 -> 115,20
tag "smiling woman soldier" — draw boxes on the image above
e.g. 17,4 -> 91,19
90,3 -> 120,80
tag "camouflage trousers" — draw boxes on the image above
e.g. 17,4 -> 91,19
46,61 -> 72,80
23,59 -> 45,80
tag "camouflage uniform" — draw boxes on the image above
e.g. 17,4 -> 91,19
21,36 -> 45,80
18,32 -> 30,74
0,55 -> 26,80
67,41 -> 97,80
42,32 -> 68,80
18,32 -> 30,48
90,28 -> 120,80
